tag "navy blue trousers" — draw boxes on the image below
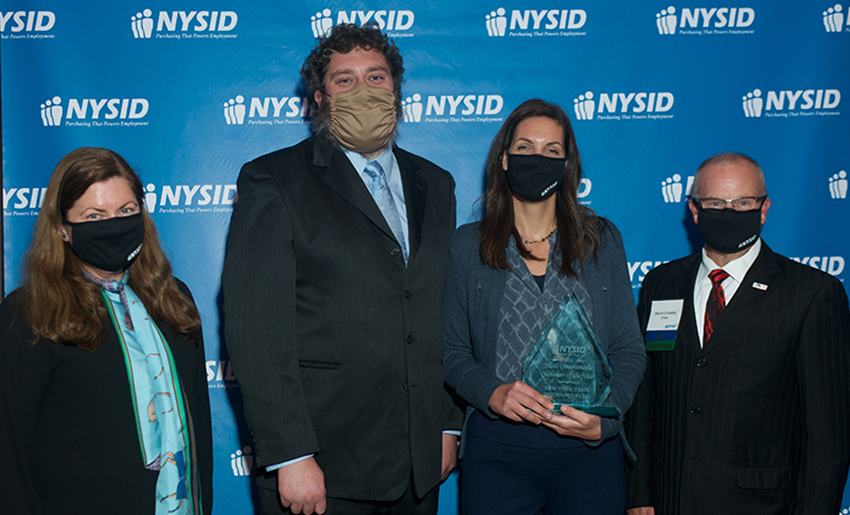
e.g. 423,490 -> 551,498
460,415 -> 625,515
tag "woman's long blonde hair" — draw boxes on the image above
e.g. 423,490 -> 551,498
23,147 -> 201,349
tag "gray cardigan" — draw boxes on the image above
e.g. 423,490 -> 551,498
442,220 -> 646,458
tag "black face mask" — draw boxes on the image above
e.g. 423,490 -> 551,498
64,212 -> 145,272
696,207 -> 762,254
505,153 -> 566,202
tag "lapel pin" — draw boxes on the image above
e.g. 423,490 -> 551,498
752,282 -> 768,291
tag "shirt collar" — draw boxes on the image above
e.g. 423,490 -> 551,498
343,146 -> 395,180
698,237 -> 762,284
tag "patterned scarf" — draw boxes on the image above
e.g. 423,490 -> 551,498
91,272 -> 202,514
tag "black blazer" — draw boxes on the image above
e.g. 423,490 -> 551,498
0,283 -> 212,515
624,243 -> 850,515
222,136 -> 462,501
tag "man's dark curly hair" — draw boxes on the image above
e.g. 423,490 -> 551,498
301,23 -> 405,109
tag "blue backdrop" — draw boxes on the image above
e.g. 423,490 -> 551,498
2,1 -> 849,513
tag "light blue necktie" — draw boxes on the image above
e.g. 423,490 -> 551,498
363,160 -> 408,265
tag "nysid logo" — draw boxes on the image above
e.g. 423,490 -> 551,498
230,446 -> 254,477
789,256 -> 845,276
629,261 -> 670,287
145,183 -> 237,214
655,6 -> 755,35
741,88 -> 841,118
574,91 -> 675,121
0,11 -> 55,39
3,186 -> 47,216
822,4 -> 849,32
131,9 -> 238,39
310,8 -> 415,38
206,359 -> 238,387
661,174 -> 694,203
40,96 -> 150,128
400,93 -> 505,124
221,94 -> 311,126
486,7 -> 587,37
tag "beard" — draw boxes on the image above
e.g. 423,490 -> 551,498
309,96 -> 334,140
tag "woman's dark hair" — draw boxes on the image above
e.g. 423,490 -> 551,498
478,99 -> 600,277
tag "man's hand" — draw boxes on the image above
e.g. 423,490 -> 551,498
627,507 -> 656,515
540,405 -> 602,440
441,433 -> 458,481
488,381 -> 554,424
277,457 -> 327,515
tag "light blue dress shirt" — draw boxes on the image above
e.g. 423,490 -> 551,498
343,146 -> 410,256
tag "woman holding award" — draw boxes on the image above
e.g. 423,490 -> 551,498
442,99 -> 645,514
0,148 -> 212,514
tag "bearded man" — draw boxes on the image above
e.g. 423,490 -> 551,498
222,23 -> 462,515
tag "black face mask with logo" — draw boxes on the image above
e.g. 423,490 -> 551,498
64,212 -> 145,272
505,153 -> 566,202
696,207 -> 762,254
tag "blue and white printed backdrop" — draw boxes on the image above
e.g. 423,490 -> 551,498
2,2 -> 849,513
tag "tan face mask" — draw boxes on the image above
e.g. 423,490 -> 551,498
327,82 -> 398,153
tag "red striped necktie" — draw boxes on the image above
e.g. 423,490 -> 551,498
704,268 -> 730,345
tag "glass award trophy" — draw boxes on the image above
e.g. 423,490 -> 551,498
522,294 -> 617,417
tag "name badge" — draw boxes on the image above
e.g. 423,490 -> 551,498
645,299 -> 684,351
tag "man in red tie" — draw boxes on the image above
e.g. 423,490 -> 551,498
625,152 -> 850,515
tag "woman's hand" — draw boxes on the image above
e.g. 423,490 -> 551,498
540,405 -> 602,440
488,382 -> 554,424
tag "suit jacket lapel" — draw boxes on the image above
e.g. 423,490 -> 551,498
701,244 -> 779,354
395,146 -> 426,260
313,137 -> 398,242
677,257 -> 702,354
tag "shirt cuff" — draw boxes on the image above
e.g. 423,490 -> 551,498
266,454 -> 314,472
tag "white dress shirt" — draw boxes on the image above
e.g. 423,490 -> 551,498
693,238 -> 762,346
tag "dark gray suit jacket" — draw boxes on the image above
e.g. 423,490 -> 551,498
222,136 -> 462,502
625,243 -> 850,515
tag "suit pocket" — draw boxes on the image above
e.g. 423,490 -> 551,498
299,359 -> 343,370
735,465 -> 793,490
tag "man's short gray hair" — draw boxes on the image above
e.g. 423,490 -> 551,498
691,152 -> 767,198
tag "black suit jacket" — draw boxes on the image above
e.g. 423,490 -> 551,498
222,136 -> 462,501
0,283 -> 212,515
625,243 -> 850,515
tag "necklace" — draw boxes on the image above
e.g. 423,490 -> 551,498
520,228 -> 556,245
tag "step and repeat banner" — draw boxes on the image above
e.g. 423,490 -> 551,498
2,1 -> 848,513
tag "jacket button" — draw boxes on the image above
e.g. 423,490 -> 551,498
406,335 -> 414,344
696,358 -> 706,367
690,406 -> 701,415
403,290 -> 412,299
402,383 -> 409,392
390,248 -> 400,257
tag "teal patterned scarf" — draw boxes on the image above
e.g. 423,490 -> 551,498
92,272 -> 202,514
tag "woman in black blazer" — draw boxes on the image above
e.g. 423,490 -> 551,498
0,147 -> 212,515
